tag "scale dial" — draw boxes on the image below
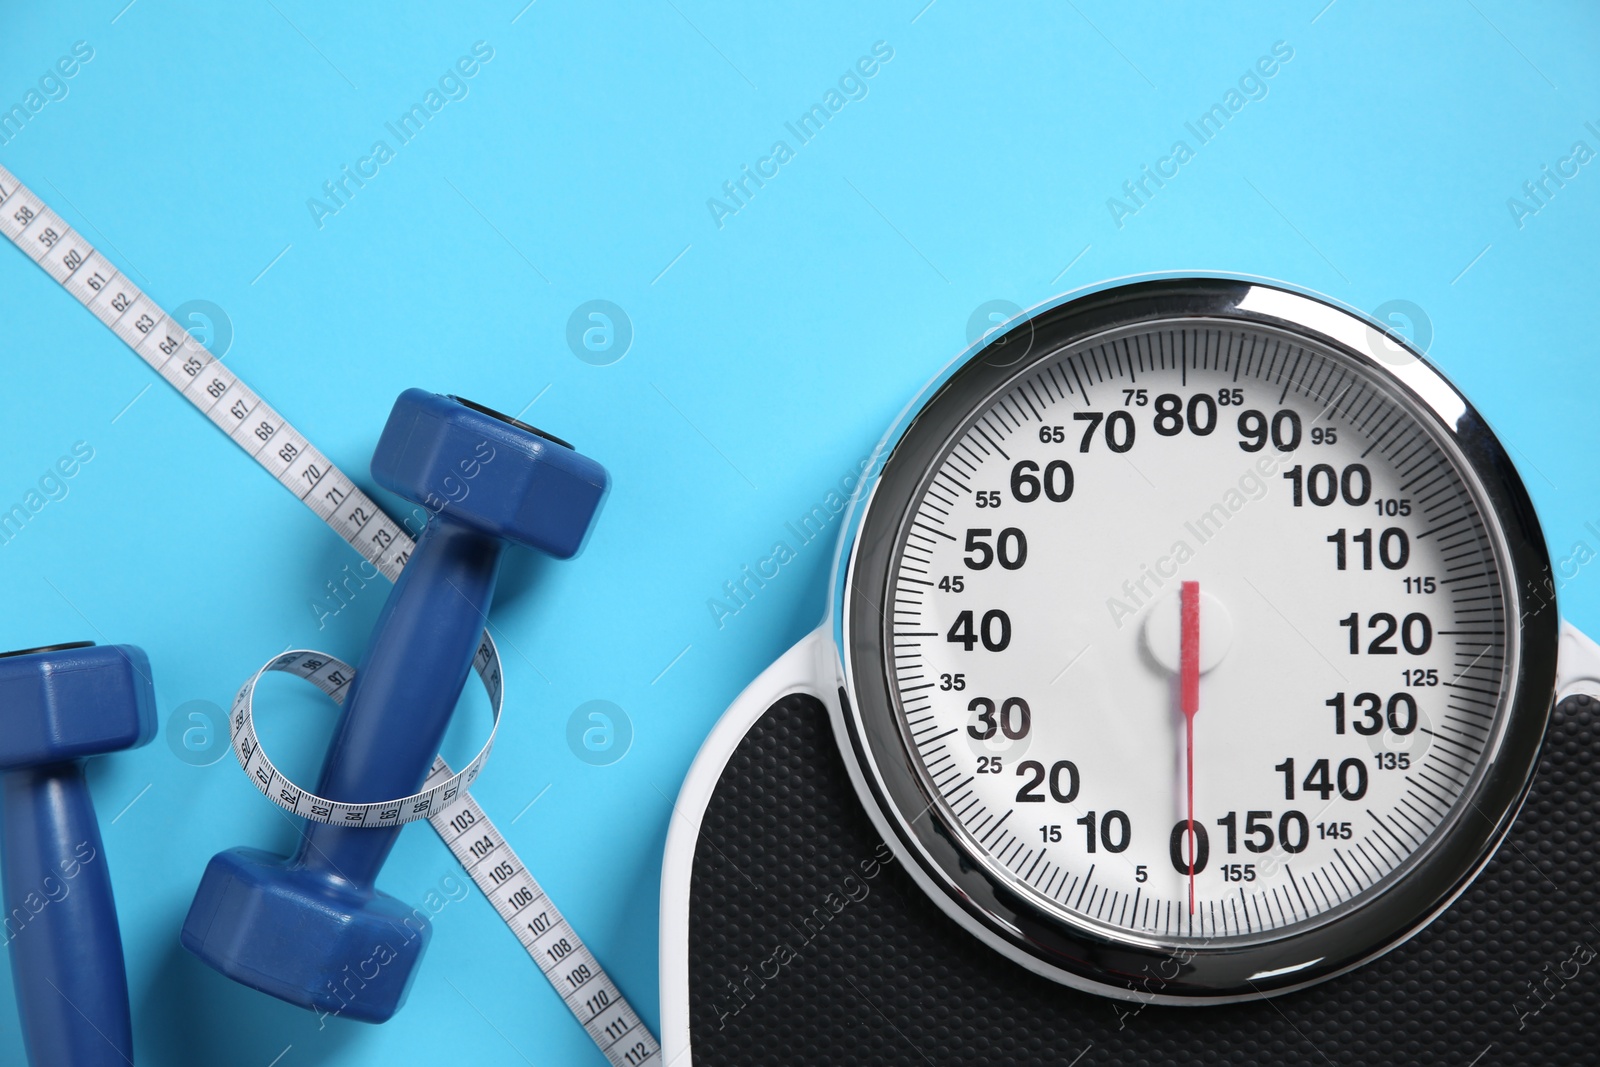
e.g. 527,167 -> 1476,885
837,279 -> 1556,1001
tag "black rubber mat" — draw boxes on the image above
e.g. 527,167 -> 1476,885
689,692 -> 1599,1065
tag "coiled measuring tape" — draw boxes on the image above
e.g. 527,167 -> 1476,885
229,641 -> 505,827
0,163 -> 660,1067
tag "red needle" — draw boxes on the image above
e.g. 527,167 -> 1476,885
1180,580 -> 1201,916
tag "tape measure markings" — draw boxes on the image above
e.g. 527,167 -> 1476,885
0,162 -> 410,583
425,763 -> 658,1064
228,643 -> 502,827
0,162 -> 659,1066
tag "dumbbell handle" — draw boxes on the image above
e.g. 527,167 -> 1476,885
292,515 -> 506,885
2,762 -> 134,1066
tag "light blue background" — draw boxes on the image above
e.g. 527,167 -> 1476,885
1,1 -> 1597,1063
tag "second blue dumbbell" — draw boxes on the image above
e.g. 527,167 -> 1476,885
0,642 -> 155,1066
180,390 -> 608,1022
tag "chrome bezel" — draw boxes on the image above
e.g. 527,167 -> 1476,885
832,277 -> 1557,1003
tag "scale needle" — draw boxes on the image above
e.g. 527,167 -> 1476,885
1180,580 -> 1201,917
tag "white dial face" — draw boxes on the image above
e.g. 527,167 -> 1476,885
884,322 -> 1512,943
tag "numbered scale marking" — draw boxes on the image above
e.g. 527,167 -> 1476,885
0,163 -> 659,1065
839,282 -> 1555,1001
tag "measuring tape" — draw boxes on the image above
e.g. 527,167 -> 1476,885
228,641 -> 505,827
0,162 -> 660,1066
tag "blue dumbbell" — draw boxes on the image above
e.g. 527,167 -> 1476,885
0,641 -> 156,1066
181,390 -> 608,1023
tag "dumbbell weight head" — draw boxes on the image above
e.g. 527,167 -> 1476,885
180,841 -> 432,1022
0,642 -> 156,770
373,390 -> 606,558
